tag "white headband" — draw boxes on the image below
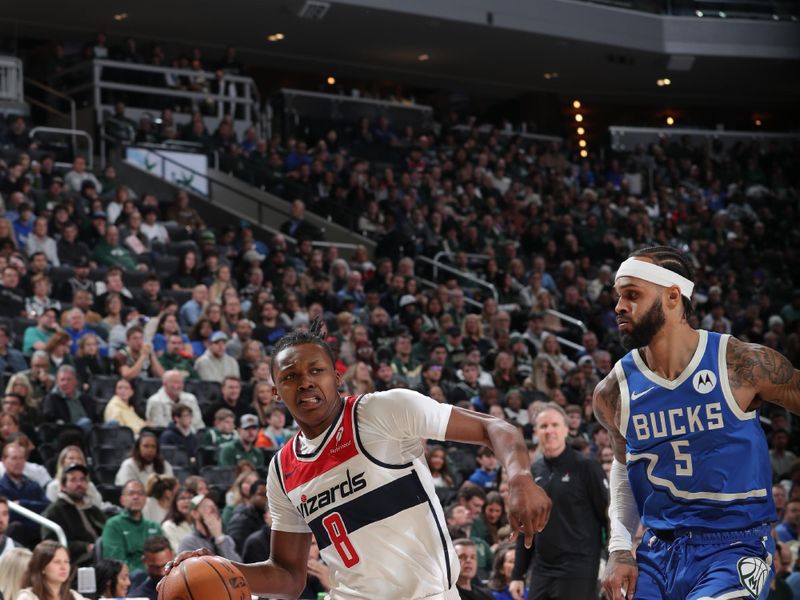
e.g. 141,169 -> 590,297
615,258 -> 694,299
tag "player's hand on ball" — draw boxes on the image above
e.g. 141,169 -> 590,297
602,550 -> 638,600
156,548 -> 213,593
507,472 -> 552,548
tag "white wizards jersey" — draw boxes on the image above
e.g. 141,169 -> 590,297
267,390 -> 461,599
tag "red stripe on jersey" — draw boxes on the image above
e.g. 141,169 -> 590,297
280,395 -> 359,493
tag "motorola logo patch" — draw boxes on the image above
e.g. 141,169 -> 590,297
692,369 -> 717,394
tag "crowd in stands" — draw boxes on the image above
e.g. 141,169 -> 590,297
0,36 -> 798,599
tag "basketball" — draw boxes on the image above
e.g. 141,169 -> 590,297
158,555 -> 251,600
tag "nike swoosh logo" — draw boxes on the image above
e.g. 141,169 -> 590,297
631,386 -> 655,401
534,476 -> 543,482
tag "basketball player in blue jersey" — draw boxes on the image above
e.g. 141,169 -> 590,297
594,246 -> 800,600
165,319 -> 551,599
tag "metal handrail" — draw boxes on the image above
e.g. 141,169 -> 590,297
416,255 -> 499,302
280,87 -> 433,113
452,124 -> 563,143
24,77 -> 77,131
125,147 -> 363,254
433,251 -> 491,264
554,336 -> 586,353
416,275 -> 485,310
545,309 -> 587,333
8,499 -> 67,546
30,127 -> 94,170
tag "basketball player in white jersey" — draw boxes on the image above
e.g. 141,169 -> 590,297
595,246 -> 800,600
165,320 -> 551,599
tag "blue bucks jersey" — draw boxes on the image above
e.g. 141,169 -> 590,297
618,329 -> 776,531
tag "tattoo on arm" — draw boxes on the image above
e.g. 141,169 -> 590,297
727,337 -> 800,413
610,549 -> 638,566
592,373 -> 626,463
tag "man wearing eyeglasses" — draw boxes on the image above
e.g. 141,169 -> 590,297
101,479 -> 163,572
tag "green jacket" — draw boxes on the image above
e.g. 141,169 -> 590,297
101,510 -> 162,572
93,241 -> 139,271
218,439 -> 264,468
160,353 -> 199,379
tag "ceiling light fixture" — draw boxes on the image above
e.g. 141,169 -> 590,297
580,149 -> 588,158
577,127 -> 585,135
755,119 -> 762,126
666,116 -> 675,126
575,114 -> 583,122
695,9 -> 703,17
418,53 -> 430,62
113,12 -> 128,21
572,100 -> 581,109
543,72 -> 559,80
326,76 -> 336,85
267,33 -> 285,42
719,11 -> 726,17
579,139 -> 587,148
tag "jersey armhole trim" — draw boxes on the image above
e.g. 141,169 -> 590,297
353,395 -> 413,470
718,334 -> 756,421
271,452 -> 286,495
615,361 -> 631,439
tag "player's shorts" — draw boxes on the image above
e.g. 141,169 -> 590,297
633,524 -> 774,600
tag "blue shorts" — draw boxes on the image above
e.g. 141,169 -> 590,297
634,525 -> 774,600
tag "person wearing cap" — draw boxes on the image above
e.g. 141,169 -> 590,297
41,463 -> 107,567
177,494 -> 241,561
412,322 -> 442,364
194,330 -> 241,382
60,256 -> 97,302
12,202 -> 34,248
510,332 -> 534,382
218,414 -> 265,468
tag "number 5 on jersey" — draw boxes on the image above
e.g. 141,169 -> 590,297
322,512 -> 360,567
671,440 -> 693,476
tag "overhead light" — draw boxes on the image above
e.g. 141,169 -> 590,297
572,100 -> 581,109
719,11 -> 726,17
575,114 -> 583,122
543,72 -> 559,79
113,12 -> 128,21
417,53 -> 430,62
577,127 -> 585,135
666,116 -> 675,126
267,33 -> 285,42
657,78 -> 672,87
663,78 -> 671,85
695,9 -> 703,17
772,14 -> 780,20
326,76 -> 336,85
580,149 -> 588,158
755,119 -> 762,126
578,139 -> 587,148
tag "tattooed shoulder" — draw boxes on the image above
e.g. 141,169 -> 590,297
726,336 -> 794,391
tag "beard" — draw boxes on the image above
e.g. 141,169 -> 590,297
620,297 -> 666,351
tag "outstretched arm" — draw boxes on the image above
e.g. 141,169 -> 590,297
593,371 -> 640,600
726,337 -> 800,415
445,407 -> 551,546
